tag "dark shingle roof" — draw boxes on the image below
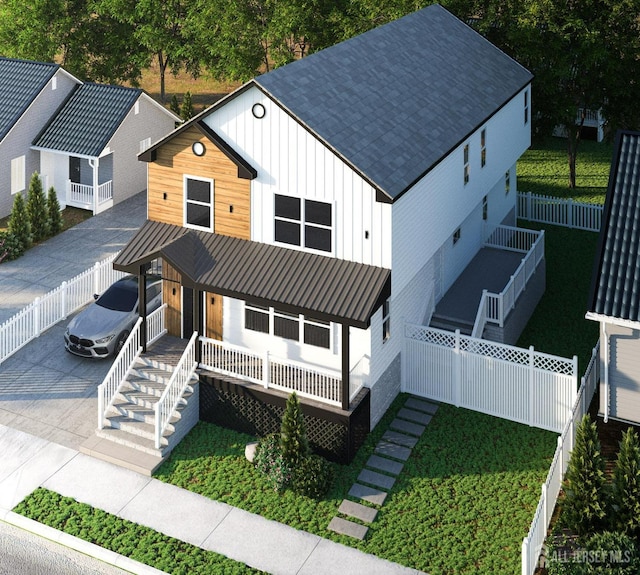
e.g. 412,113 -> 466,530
114,220 -> 391,327
0,57 -> 59,143
589,131 -> 640,322
33,83 -> 142,157
254,4 -> 532,201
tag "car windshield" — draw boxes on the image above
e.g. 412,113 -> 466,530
96,281 -> 138,312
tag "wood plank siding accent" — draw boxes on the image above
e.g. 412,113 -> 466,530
163,262 -> 182,337
205,292 -> 223,340
147,125 -> 251,240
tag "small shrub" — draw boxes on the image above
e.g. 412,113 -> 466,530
8,192 -> 31,251
560,414 -> 608,536
291,455 -> 333,499
253,434 -> 291,492
26,172 -> 48,241
0,231 -> 24,262
47,186 -> 63,235
180,91 -> 195,121
280,392 -> 310,466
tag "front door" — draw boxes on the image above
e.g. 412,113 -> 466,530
69,156 -> 81,183
205,292 -> 223,340
182,287 -> 193,338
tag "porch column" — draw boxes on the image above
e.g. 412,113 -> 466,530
138,266 -> 147,352
193,288 -> 202,363
341,323 -> 350,411
89,157 -> 99,214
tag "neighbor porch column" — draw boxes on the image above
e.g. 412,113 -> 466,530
341,323 -> 350,411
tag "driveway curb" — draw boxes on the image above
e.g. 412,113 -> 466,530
0,509 -> 168,575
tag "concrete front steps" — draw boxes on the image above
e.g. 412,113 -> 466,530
80,356 -> 199,476
328,396 -> 438,540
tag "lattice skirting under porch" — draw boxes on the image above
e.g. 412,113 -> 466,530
199,374 -> 370,464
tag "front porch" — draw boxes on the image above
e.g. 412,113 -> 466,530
430,225 -> 545,344
65,155 -> 114,215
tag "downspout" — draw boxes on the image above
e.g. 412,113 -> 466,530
602,321 -> 609,423
89,157 -> 99,215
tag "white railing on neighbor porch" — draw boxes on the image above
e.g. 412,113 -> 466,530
68,180 -> 114,213
155,330 -> 198,449
517,192 -> 603,232
522,341 -> 600,575
199,336 -> 342,406
0,254 -> 125,365
403,323 -> 578,433
350,354 -> 370,403
97,304 -> 167,430
471,226 -> 545,337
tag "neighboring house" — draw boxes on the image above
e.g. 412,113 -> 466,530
0,57 -> 178,218
587,130 -> 640,425
113,5 -> 533,462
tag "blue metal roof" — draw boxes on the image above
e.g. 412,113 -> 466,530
254,4 -> 532,201
589,131 -> 640,322
0,57 -> 59,143
33,83 -> 142,157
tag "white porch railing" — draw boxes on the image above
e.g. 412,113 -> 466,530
350,354 -> 370,402
67,180 -> 114,213
472,226 -> 545,337
0,254 -> 125,365
521,341 -> 600,575
98,317 -> 143,429
517,192 -> 603,232
199,336 -> 342,406
154,331 -> 198,449
147,304 -> 168,346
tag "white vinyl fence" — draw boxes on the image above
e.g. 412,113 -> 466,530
0,254 -> 126,365
521,341 -> 600,575
517,192 -> 603,232
403,323 -> 578,433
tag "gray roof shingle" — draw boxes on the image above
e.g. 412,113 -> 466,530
114,220 -> 391,327
254,4 -> 532,200
589,131 -> 640,322
33,83 -> 142,157
0,57 -> 59,143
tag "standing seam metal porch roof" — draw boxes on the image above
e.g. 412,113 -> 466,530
0,57 -> 59,143
589,131 -> 640,322
33,83 -> 142,157
113,220 -> 391,328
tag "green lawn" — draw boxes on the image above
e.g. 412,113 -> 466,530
518,137 -> 612,204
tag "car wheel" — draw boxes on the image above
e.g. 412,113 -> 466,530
114,330 -> 130,355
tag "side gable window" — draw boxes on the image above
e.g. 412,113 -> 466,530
480,128 -> 487,167
382,298 -> 391,342
274,194 -> 332,253
11,156 -> 25,195
505,170 -> 511,194
463,144 -> 470,185
524,90 -> 529,125
482,195 -> 488,220
184,176 -> 213,231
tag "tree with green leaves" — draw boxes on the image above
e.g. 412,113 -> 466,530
26,173 -> 48,242
47,187 -> 62,236
8,192 -> 31,253
561,414 -> 608,537
280,392 -> 310,466
611,427 -> 640,536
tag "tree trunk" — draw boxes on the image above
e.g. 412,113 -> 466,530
566,127 -> 581,189
157,51 -> 168,103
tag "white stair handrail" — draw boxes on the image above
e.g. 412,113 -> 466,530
154,331 -> 199,449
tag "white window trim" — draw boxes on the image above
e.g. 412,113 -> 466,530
244,302 -> 334,351
273,193 -> 335,256
10,156 -> 25,195
183,174 -> 214,232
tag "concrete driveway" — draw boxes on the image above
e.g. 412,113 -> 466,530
0,192 -> 147,449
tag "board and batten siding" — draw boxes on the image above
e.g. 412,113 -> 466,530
0,69 -> 79,217
147,125 -> 251,240
600,323 -> 640,424
202,86 -> 392,268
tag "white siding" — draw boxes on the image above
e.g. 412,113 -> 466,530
202,86 -> 392,268
601,324 -> 640,424
40,151 -> 69,207
0,70 -> 79,217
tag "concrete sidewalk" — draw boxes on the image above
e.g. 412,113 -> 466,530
0,425 -> 423,575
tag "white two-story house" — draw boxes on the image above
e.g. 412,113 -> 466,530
113,4 -> 533,463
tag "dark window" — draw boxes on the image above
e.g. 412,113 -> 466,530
481,129 -> 487,168
524,91 -> 529,125
185,177 -> 212,230
245,304 -> 269,333
453,228 -> 461,245
382,299 -> 390,342
304,318 -> 330,349
274,194 -> 332,252
274,310 -> 299,340
505,171 -> 511,194
482,195 -> 488,221
463,144 -> 470,185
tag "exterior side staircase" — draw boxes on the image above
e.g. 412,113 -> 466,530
81,354 -> 199,476
429,313 -> 474,336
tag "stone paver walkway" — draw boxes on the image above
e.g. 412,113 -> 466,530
328,396 -> 439,540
